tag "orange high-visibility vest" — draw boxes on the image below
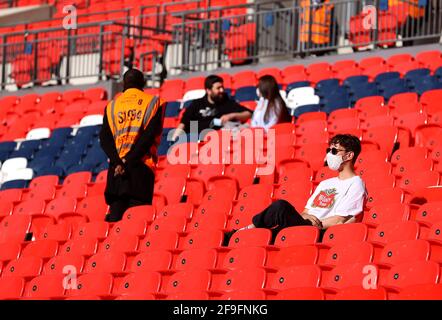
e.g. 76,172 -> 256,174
106,88 -> 163,170
300,0 -> 334,45
389,0 -> 425,18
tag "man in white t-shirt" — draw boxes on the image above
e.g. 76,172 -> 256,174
224,134 -> 367,244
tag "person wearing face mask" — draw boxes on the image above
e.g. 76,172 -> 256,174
224,134 -> 367,244
251,75 -> 291,131
171,75 -> 253,141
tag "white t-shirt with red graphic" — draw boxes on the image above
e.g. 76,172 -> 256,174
305,176 -> 366,220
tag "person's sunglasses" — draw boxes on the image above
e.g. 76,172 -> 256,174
326,147 -> 346,155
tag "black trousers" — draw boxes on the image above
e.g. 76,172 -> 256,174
252,199 -> 317,242
105,198 -> 147,222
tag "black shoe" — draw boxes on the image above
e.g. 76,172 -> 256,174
222,229 -> 237,247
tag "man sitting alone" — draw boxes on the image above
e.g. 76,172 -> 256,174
225,134 -> 367,243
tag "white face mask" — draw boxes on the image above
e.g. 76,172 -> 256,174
326,152 -> 345,171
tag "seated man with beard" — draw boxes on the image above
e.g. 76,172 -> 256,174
171,75 -> 253,140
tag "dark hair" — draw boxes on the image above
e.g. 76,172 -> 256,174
123,68 -> 146,91
204,75 -> 223,90
330,134 -> 362,164
258,75 -> 291,124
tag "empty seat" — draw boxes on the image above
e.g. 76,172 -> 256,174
369,221 -> 420,246
322,223 -> 368,247
322,263 -> 379,291
115,272 -> 162,296
381,261 -> 440,291
214,268 -> 267,292
269,265 -> 321,290
23,275 -> 66,299
378,240 -> 430,267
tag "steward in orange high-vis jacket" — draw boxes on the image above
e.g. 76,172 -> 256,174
100,69 -> 166,222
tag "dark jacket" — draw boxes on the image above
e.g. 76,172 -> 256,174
99,103 -> 165,204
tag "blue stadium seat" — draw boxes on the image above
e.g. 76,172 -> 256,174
412,76 -> 442,95
351,83 -> 380,103
165,101 -> 181,117
343,75 -> 369,88
66,163 -> 97,175
234,86 -> 257,102
1,180 -> 28,190
82,148 -> 108,166
9,149 -> 35,160
19,140 -> 41,151
43,128 -> 72,148
405,68 -> 431,83
29,155 -> 56,174
286,81 -> 311,92
380,78 -> 409,100
35,166 -> 64,177
0,142 -> 16,153
0,151 -> 10,163
34,146 -> 63,159
93,162 -> 109,174
375,71 -> 401,85
435,67 -> 442,79
76,126 -> 101,138
316,79 -> 340,93
293,104 -> 321,117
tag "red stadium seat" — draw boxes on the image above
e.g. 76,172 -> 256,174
21,239 -> 59,259
0,215 -> 32,243
227,228 -> 272,248
84,252 -> 126,274
43,254 -> 85,276
381,261 -> 440,291
363,203 -> 410,227
275,287 -> 325,300
23,275 -> 66,299
333,286 -> 388,300
4,256 -> 43,278
267,245 -> 319,268
130,251 -> 172,273
269,265 -> 321,290
214,268 -> 266,292
221,246 -> 267,270
321,223 -> 368,247
273,226 -> 320,247
100,234 -> 139,254
178,230 -> 225,250
323,242 -> 374,267
115,272 -> 161,296
0,277 -> 25,299
174,248 -> 218,271
68,273 -> 113,297
398,284 -> 442,300
139,231 -> 180,252
322,263 -> 379,291
399,171 -> 440,194
369,221 -> 420,246
76,196 -> 109,222
163,270 -> 211,294
59,238 -> 99,257
377,240 -> 430,267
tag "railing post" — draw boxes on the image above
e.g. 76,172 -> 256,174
139,7 -> 144,39
98,24 -> 104,81
1,35 -> 6,90
373,0 -> 379,46
120,26 -> 128,78
253,11 -> 260,63
33,33 -> 39,84
217,15 -> 222,68
181,13 -> 186,72
66,29 -> 72,84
